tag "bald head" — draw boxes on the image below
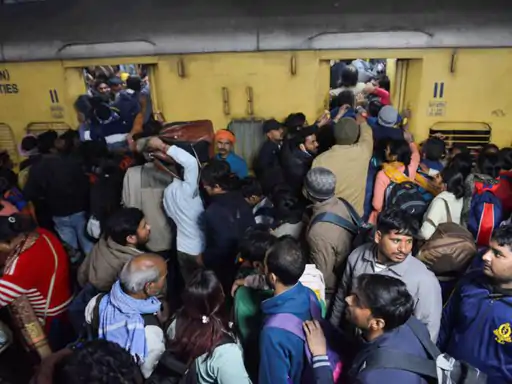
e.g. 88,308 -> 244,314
119,253 -> 167,296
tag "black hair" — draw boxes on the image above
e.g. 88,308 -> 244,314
335,90 -> 355,108
477,152 -> 502,179
241,176 -> 263,198
481,143 -> 500,155
499,147 -> 512,171
283,113 -> 307,131
37,130 -> 58,154
377,75 -> 391,92
265,235 -> 305,286
340,65 -> 359,88
74,95 -> 92,117
292,125 -> 318,147
0,214 -> 37,243
54,340 -> 142,384
440,165 -> 465,199
21,135 -> 38,152
126,76 -> 142,93
94,79 -> 109,91
448,152 -> 472,180
104,207 -> 144,246
272,186 -> 303,224
368,99 -> 384,118
387,139 -> 412,166
377,208 -> 419,237
80,140 -> 109,170
492,225 -> 512,249
449,143 -> 470,156
58,129 -> 80,154
201,159 -> 240,191
422,137 -> 446,161
356,274 -> 414,331
239,228 -> 276,263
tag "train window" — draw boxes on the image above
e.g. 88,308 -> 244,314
26,122 -> 72,136
429,121 -> 491,160
228,119 -> 266,167
0,123 -> 18,166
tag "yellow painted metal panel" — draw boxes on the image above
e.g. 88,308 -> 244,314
0,48 -> 511,152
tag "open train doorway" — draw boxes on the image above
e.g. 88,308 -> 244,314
328,58 -> 397,113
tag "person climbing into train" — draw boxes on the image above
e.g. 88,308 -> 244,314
368,134 -> 422,224
213,129 -> 248,179
313,109 -> 373,216
438,224 -> 512,384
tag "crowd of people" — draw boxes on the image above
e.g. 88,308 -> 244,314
0,63 -> 511,383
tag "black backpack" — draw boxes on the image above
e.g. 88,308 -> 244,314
385,169 -> 427,219
309,197 -> 374,249
146,336 -> 236,384
361,317 -> 487,384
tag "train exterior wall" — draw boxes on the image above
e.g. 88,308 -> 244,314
0,48 -> 510,165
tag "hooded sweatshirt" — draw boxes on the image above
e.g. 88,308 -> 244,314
259,282 -> 320,384
78,237 -> 142,291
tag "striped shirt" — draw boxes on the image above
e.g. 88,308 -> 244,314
0,229 -> 73,327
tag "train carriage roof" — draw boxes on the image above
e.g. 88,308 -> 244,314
0,0 -> 511,61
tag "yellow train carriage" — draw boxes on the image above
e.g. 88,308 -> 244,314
0,0 -> 511,166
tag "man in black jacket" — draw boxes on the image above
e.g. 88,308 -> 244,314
280,125 -> 319,199
200,159 -> 255,290
254,119 -> 284,191
24,131 -> 92,259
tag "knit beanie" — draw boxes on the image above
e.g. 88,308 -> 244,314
333,118 -> 360,146
304,167 -> 336,201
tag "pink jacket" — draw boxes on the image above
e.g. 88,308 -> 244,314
369,143 -> 420,224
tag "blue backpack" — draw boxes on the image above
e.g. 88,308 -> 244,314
264,292 -> 343,383
468,180 -> 504,246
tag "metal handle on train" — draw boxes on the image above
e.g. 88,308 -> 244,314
222,87 -> 230,115
246,86 -> 254,116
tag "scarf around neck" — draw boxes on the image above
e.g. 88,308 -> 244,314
99,280 -> 161,362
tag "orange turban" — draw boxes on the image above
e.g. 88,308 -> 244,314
215,129 -> 236,144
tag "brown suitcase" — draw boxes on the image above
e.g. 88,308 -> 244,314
418,199 -> 477,278
150,120 -> 215,179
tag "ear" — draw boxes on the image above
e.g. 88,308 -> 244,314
299,143 -> 306,152
369,317 -> 386,331
374,230 -> 382,245
126,234 -> 137,245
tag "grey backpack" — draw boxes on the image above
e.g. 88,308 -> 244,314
362,317 -> 487,384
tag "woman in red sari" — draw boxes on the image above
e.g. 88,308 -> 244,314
0,212 -> 73,353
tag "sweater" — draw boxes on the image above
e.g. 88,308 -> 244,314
77,237 -> 143,291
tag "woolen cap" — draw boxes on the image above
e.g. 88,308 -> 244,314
333,117 -> 360,146
304,167 -> 336,201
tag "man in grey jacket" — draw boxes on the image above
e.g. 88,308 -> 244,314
329,208 -> 442,341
